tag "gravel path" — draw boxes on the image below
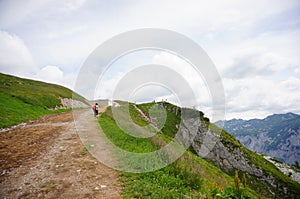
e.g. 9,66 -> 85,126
0,109 -> 121,199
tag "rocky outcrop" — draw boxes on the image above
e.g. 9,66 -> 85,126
191,122 -> 300,198
139,102 -> 300,198
264,156 -> 300,184
52,97 -> 89,110
194,134 -> 261,175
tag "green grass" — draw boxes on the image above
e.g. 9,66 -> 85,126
100,112 -> 157,153
100,109 -> 205,198
137,102 -> 181,138
99,104 -> 259,199
0,73 -> 87,128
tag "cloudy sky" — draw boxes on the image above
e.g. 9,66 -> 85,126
0,0 -> 299,120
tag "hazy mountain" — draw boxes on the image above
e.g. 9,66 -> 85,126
215,113 -> 300,165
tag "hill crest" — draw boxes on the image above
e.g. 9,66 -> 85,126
0,73 -> 88,128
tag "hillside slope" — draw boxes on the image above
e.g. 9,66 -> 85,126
0,73 -> 88,128
99,103 -> 260,198
140,102 -> 300,198
100,101 -> 300,198
215,113 -> 300,164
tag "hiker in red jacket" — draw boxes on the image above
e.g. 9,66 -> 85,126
92,103 -> 99,118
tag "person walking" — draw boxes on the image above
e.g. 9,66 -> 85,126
92,103 -> 99,118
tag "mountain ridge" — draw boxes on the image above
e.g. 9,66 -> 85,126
215,113 -> 300,165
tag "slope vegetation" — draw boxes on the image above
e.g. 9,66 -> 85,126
99,102 -> 300,198
99,103 -> 262,198
157,102 -> 300,198
0,73 -> 87,128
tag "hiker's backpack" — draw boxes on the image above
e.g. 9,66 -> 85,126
92,105 -> 96,110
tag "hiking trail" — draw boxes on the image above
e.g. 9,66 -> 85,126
0,109 -> 121,199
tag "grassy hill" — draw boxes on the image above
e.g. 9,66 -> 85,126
99,103 -> 262,198
99,101 -> 300,198
0,73 -> 87,128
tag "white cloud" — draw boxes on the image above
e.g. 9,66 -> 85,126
35,65 -> 63,84
282,77 -> 300,92
93,50 -> 217,118
0,30 -> 38,76
96,72 -> 125,100
2,0 -> 298,75
0,30 -> 75,89
94,50 -> 212,107
33,65 -> 76,89
65,0 -> 87,11
0,0 -> 299,120
0,0 -> 48,27
213,28 -> 300,76
152,51 -> 212,107
122,0 -> 299,33
224,49 -> 295,78
223,76 -> 300,119
0,0 -> 87,28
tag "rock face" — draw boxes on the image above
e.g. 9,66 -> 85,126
158,104 -> 300,199
193,122 -> 266,182
215,113 -> 300,165
192,120 -> 300,199
53,97 -> 89,109
194,134 -> 261,175
264,156 -> 300,184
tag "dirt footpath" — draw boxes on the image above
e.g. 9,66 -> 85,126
0,109 -> 121,199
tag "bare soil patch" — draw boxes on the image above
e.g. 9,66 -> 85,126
0,110 -> 121,199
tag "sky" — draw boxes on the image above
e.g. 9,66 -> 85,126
0,0 -> 300,121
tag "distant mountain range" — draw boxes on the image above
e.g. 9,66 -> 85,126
215,113 -> 300,164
